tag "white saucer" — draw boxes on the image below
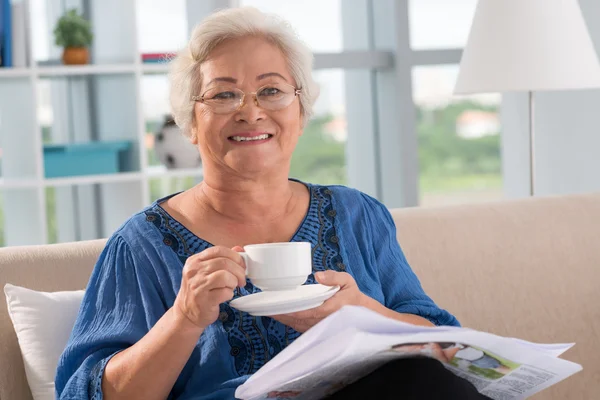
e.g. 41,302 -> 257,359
229,284 -> 340,316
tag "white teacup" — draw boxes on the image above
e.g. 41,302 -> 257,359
238,242 -> 312,291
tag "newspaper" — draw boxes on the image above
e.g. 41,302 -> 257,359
235,306 -> 582,400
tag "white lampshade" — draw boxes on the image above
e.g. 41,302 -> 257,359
455,0 -> 600,94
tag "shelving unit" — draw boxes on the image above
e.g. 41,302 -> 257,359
141,64 -> 170,75
0,178 -> 39,189
0,0 -> 207,246
146,165 -> 204,179
37,64 -> 138,77
43,172 -> 144,187
0,65 -> 144,79
0,68 -> 32,78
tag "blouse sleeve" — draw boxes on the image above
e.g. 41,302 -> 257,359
55,234 -> 166,399
360,194 -> 460,327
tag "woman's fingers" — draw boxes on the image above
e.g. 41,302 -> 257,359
200,257 -> 247,288
314,270 -> 355,289
209,287 -> 236,304
270,271 -> 369,333
204,269 -> 239,291
175,246 -> 248,330
192,245 -> 246,267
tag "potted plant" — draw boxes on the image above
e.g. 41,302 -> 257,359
53,8 -> 93,65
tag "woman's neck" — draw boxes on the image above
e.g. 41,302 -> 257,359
192,171 -> 298,226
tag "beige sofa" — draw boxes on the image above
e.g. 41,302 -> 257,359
1,193 -> 599,399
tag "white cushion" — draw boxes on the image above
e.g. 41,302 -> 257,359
4,284 -> 84,400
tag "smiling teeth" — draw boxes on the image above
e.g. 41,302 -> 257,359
231,134 -> 270,142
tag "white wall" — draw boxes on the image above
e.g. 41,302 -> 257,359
502,0 -> 600,197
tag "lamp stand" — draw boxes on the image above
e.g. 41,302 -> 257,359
528,91 -> 536,196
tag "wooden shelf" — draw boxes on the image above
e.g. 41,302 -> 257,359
37,64 -> 137,77
0,169 -> 203,189
0,170 -> 204,188
0,68 -> 32,79
43,172 -> 143,187
0,178 -> 39,189
141,63 -> 170,74
145,165 -> 204,178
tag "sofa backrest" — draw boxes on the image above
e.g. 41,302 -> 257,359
391,193 -> 600,400
1,193 -> 599,399
0,239 -> 106,400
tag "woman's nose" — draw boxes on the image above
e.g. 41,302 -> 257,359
234,95 -> 265,123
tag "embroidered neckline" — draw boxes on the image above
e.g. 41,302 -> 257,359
151,181 -> 316,251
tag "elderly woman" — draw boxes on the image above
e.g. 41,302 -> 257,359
55,7 -> 488,400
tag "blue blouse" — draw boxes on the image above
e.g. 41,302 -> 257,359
55,183 -> 459,400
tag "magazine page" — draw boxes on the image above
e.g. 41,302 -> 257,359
243,349 -> 400,400
365,330 -> 582,400
236,330 -> 393,400
505,338 -> 574,357
237,330 -> 581,400
248,305 -> 459,380
235,306 -> 581,400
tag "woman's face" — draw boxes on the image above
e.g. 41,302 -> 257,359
192,36 -> 303,177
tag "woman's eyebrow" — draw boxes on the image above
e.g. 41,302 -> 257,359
206,77 -> 237,86
257,72 -> 288,82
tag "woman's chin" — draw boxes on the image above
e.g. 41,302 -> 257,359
227,160 -> 284,177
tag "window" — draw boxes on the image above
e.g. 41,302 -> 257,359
412,65 -> 503,206
149,177 -> 199,203
47,182 -> 144,244
0,192 -> 4,246
46,187 -> 57,243
37,80 -> 53,144
408,0 -> 477,50
291,69 -> 347,185
239,0 -> 347,52
141,75 -> 172,167
136,0 -> 188,54
30,0 -> 51,62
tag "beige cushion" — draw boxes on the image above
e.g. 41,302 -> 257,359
392,193 -> 600,399
0,240 -> 106,400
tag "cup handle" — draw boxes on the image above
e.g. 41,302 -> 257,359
237,252 -> 249,276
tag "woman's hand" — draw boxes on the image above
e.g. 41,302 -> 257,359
173,246 -> 246,331
271,270 -> 368,333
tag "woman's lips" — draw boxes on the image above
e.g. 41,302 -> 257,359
228,132 -> 274,144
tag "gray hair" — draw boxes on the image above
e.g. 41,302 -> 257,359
168,6 -> 320,138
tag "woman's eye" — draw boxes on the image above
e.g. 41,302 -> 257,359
213,91 -> 237,100
260,87 -> 281,96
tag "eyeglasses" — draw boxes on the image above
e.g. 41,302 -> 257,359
192,81 -> 301,114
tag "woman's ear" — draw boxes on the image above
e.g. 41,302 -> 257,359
299,110 -> 305,136
190,109 -> 201,144
190,121 -> 199,144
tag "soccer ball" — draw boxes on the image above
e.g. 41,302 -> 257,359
154,117 -> 202,169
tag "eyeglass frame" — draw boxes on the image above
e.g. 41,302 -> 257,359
191,82 -> 302,113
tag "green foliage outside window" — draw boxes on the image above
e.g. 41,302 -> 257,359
290,115 -> 347,185
418,101 -> 502,195
46,187 -> 58,244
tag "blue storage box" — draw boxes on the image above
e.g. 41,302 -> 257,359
43,141 -> 133,178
